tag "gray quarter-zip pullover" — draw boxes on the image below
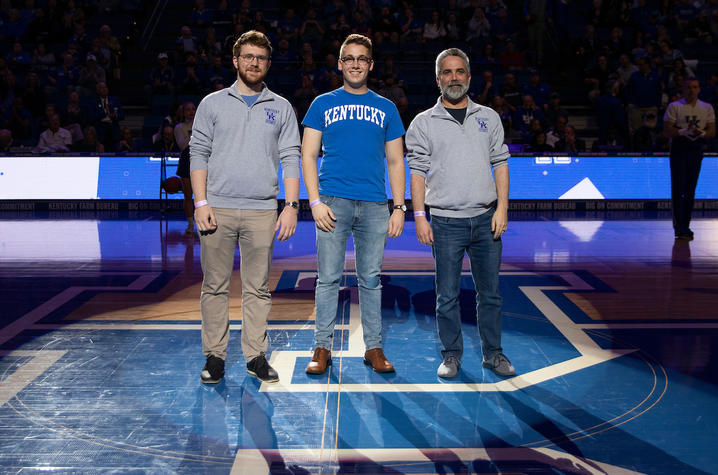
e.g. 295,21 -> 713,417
189,81 -> 301,209
406,97 -> 509,218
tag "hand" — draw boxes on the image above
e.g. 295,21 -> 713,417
275,207 -> 298,241
688,127 -> 705,138
491,207 -> 508,240
388,209 -> 405,238
415,216 -> 433,245
312,202 -> 336,232
194,204 -> 217,232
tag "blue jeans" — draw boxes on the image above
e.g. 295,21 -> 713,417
314,195 -> 389,350
431,210 -> 503,360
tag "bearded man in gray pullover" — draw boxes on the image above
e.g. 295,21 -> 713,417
190,31 -> 301,385
406,48 -> 515,379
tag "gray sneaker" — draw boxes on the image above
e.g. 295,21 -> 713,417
437,355 -> 460,378
482,353 -> 515,377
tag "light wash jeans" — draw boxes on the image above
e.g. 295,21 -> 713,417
430,209 -> 503,361
314,195 -> 389,351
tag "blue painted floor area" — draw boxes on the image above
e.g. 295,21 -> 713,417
1,212 -> 717,474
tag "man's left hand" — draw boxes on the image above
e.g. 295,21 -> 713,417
275,207 -> 298,241
491,207 -> 508,240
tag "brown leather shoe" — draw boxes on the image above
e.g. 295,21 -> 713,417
305,347 -> 332,374
363,348 -> 395,373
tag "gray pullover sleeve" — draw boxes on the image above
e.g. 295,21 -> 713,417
189,98 -> 213,172
406,114 -> 431,178
278,104 -> 301,180
489,114 -> 509,171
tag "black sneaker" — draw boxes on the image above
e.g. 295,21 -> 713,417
201,355 -> 224,384
246,352 -> 279,383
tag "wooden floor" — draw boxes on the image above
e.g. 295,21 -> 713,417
1,211 -> 717,474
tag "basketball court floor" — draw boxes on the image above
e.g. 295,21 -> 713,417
1,211 -> 717,474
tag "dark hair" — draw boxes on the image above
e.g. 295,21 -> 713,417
233,30 -> 272,57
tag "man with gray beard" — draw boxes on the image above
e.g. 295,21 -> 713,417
405,48 -> 515,379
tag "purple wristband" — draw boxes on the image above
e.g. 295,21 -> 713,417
194,200 -> 208,209
309,199 -> 321,208
414,211 -> 426,217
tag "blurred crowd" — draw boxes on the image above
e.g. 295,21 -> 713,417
1,0 -> 717,154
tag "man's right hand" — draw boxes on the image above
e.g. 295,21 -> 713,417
415,216 -> 433,245
312,202 -> 336,232
194,204 -> 217,232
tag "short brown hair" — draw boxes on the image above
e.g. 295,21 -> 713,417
233,30 -> 272,57
339,34 -> 372,58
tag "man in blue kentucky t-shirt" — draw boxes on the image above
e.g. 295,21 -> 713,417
301,34 -> 406,375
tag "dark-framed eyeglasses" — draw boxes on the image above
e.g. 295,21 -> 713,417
340,55 -> 372,66
237,53 -> 269,64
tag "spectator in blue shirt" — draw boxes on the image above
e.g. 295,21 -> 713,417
595,80 -> 627,145
4,97 -> 33,144
144,52 -> 175,104
2,9 -> 28,40
625,56 -> 662,141
177,52 -> 204,95
190,0 -> 213,28
48,53 -> 79,96
277,8 -> 300,42
521,69 -> 551,107
272,39 -> 297,70
513,94 -> 545,133
631,0 -> 658,32
473,69 -> 498,105
672,0 -> 696,32
6,42 -> 32,74
205,55 -> 231,90
490,6 -> 515,45
699,73 -> 718,106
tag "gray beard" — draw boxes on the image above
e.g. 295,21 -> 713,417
440,82 -> 469,102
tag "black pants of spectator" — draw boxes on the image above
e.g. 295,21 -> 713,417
670,141 -> 704,235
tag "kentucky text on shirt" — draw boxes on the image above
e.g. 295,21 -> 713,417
324,105 -> 386,128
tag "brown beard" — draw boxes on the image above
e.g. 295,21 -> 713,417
238,67 -> 266,86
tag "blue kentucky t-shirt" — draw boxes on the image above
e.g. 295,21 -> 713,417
302,87 -> 405,202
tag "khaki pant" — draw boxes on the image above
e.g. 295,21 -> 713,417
200,208 -> 276,362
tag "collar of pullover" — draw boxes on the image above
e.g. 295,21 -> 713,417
430,96 -> 483,120
227,81 -> 273,106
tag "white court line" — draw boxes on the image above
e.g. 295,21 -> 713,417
263,352 -> 632,393
5,270 -> 643,395
29,323 -> 343,331
31,322 -> 718,331
0,350 -> 67,406
230,447 -> 644,475
578,323 -> 718,329
261,270 -> 637,393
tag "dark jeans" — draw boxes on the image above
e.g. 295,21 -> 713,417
431,210 -> 503,361
670,143 -> 703,234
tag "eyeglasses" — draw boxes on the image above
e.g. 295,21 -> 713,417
340,55 -> 372,66
238,53 -> 269,64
